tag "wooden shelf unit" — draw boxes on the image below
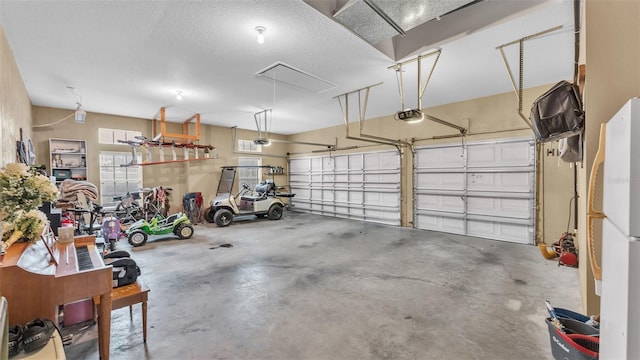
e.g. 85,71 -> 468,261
49,138 -> 87,183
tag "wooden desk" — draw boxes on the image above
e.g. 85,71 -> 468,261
94,277 -> 150,342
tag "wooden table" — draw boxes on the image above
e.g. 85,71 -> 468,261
94,277 -> 150,343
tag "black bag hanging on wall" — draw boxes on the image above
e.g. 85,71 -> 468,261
530,80 -> 585,142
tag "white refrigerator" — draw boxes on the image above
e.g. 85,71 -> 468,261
601,97 -> 640,359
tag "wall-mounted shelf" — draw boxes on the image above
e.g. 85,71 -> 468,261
120,157 -> 216,167
49,138 -> 87,183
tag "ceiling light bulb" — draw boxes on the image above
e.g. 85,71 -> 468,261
255,26 -> 266,44
176,90 -> 183,100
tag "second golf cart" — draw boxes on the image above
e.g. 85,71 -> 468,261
204,166 -> 294,227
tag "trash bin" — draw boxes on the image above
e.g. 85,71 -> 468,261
546,316 -> 599,360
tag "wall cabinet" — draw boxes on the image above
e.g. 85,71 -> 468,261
49,138 -> 87,183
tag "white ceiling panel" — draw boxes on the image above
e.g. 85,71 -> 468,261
0,0 -> 575,135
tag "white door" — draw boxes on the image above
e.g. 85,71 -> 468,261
289,150 -> 400,225
414,138 -> 535,244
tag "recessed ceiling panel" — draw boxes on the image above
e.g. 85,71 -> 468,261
333,0 -> 402,44
333,0 -> 480,45
372,0 -> 479,32
256,62 -> 337,93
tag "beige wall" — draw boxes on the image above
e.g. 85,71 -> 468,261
578,0 -> 640,314
288,85 -> 576,246
31,106 -> 289,211
0,25 -> 32,166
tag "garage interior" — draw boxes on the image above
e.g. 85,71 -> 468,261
0,0 -> 638,359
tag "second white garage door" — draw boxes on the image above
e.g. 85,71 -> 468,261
289,150 -> 401,225
414,137 -> 535,244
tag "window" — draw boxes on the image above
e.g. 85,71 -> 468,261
99,151 -> 142,206
237,139 -> 262,152
238,158 -> 261,190
99,128 -> 143,145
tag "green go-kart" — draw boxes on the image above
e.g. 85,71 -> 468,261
126,212 -> 194,247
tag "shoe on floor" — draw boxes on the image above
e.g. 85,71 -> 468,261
8,324 -> 23,356
22,318 -> 56,353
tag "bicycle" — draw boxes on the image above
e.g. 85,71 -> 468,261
142,186 -> 172,220
112,191 -> 144,226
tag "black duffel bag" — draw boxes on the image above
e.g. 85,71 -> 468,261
530,80 -> 584,142
104,250 -> 141,288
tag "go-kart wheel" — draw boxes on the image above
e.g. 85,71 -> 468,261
214,209 -> 233,227
204,207 -> 215,223
175,223 -> 194,239
268,204 -> 284,220
128,230 -> 148,247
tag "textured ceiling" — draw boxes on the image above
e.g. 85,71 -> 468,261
0,0 -> 575,135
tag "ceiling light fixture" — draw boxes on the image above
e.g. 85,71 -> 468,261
255,26 -> 266,44
176,90 -> 183,101
74,103 -> 86,123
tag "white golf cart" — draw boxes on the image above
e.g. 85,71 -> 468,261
204,166 -> 294,227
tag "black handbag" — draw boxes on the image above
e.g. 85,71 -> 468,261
530,80 -> 584,142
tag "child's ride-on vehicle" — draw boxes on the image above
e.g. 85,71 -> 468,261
101,214 -> 122,251
126,212 -> 194,247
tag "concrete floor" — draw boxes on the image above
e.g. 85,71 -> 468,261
64,211 -> 581,360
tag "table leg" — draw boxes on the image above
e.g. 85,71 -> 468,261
98,292 -> 112,360
142,301 -> 148,343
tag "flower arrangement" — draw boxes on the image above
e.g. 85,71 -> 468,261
0,163 -> 58,251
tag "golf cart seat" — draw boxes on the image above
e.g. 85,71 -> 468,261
255,180 -> 276,195
241,180 -> 276,201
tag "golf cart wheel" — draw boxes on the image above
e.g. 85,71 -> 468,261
204,207 -> 215,223
175,223 -> 194,239
268,204 -> 284,220
214,209 -> 233,227
128,230 -> 148,247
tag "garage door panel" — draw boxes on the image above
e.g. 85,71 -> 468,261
322,174 -> 335,182
416,146 -> 465,169
415,173 -> 464,191
335,190 -> 349,202
365,209 -> 400,224
350,192 -> 363,203
349,154 -> 363,169
467,172 -> 532,193
364,173 -> 399,183
466,197 -> 532,219
289,173 -> 309,183
414,138 -> 534,245
467,141 -> 533,168
364,192 -> 398,207
364,152 -> 399,170
348,174 -> 363,183
292,188 -> 310,199
416,194 -> 464,213
467,220 -> 532,244
415,214 -> 465,234
334,155 -> 349,170
290,159 -> 310,172
322,190 -> 334,202
311,157 -> 323,171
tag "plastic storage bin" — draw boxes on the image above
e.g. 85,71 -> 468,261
546,318 -> 599,360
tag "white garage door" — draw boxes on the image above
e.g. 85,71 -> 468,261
414,138 -> 535,244
289,150 -> 401,225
